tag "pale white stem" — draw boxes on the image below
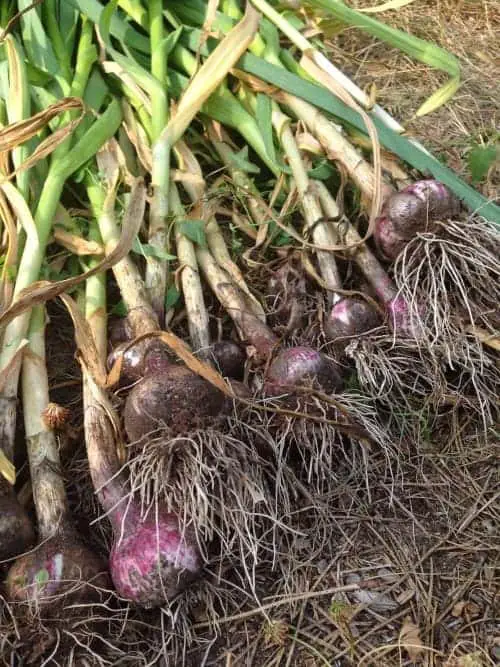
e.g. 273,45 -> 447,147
169,182 -> 210,354
22,307 -> 68,538
315,180 -> 397,305
281,93 -> 388,205
272,107 -> 342,304
88,178 -> 159,336
175,139 -> 266,321
196,245 -> 278,361
0,182 -> 41,460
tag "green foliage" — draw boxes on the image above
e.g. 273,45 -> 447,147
111,300 -> 128,317
468,143 -> 499,184
238,52 -> 500,224
131,237 -> 176,260
229,225 -> 244,256
256,93 -> 277,166
308,160 -> 336,181
268,220 -> 292,247
229,146 -> 262,175
177,219 -> 207,247
34,568 -> 50,587
165,285 -> 181,310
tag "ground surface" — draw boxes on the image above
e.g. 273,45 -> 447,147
329,0 -> 499,202
1,3 -> 498,666
202,3 -> 499,665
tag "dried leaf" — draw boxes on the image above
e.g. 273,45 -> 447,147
107,327 -> 233,398
105,353 -> 124,388
96,141 -> 121,194
170,169 -> 205,187
0,0 -> 44,43
157,330 -> 233,396
0,97 -> 84,152
0,143 -> 9,176
53,228 -> 104,256
296,129 -> 324,155
159,4 -> 261,149
359,0 -> 417,12
399,617 -> 424,662
451,600 -> 481,619
0,181 -> 144,330
59,293 -> 108,387
121,101 -> 152,173
102,61 -> 152,113
0,447 -> 16,484
137,331 -> 233,397
14,116 -> 84,180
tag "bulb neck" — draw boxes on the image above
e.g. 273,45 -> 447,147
83,379 -> 132,528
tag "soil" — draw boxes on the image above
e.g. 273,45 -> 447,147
1,2 -> 498,665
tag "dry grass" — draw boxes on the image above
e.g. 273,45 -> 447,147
322,0 -> 500,200
155,4 -> 499,664
130,425 -> 497,667
1,3 -> 499,665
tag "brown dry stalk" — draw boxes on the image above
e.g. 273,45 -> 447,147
59,293 -> 108,388
193,580 -> 387,629
175,137 -> 265,320
121,100 -> 152,173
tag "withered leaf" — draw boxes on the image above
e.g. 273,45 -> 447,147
451,600 -> 481,619
0,180 -> 144,330
399,616 -> 424,663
